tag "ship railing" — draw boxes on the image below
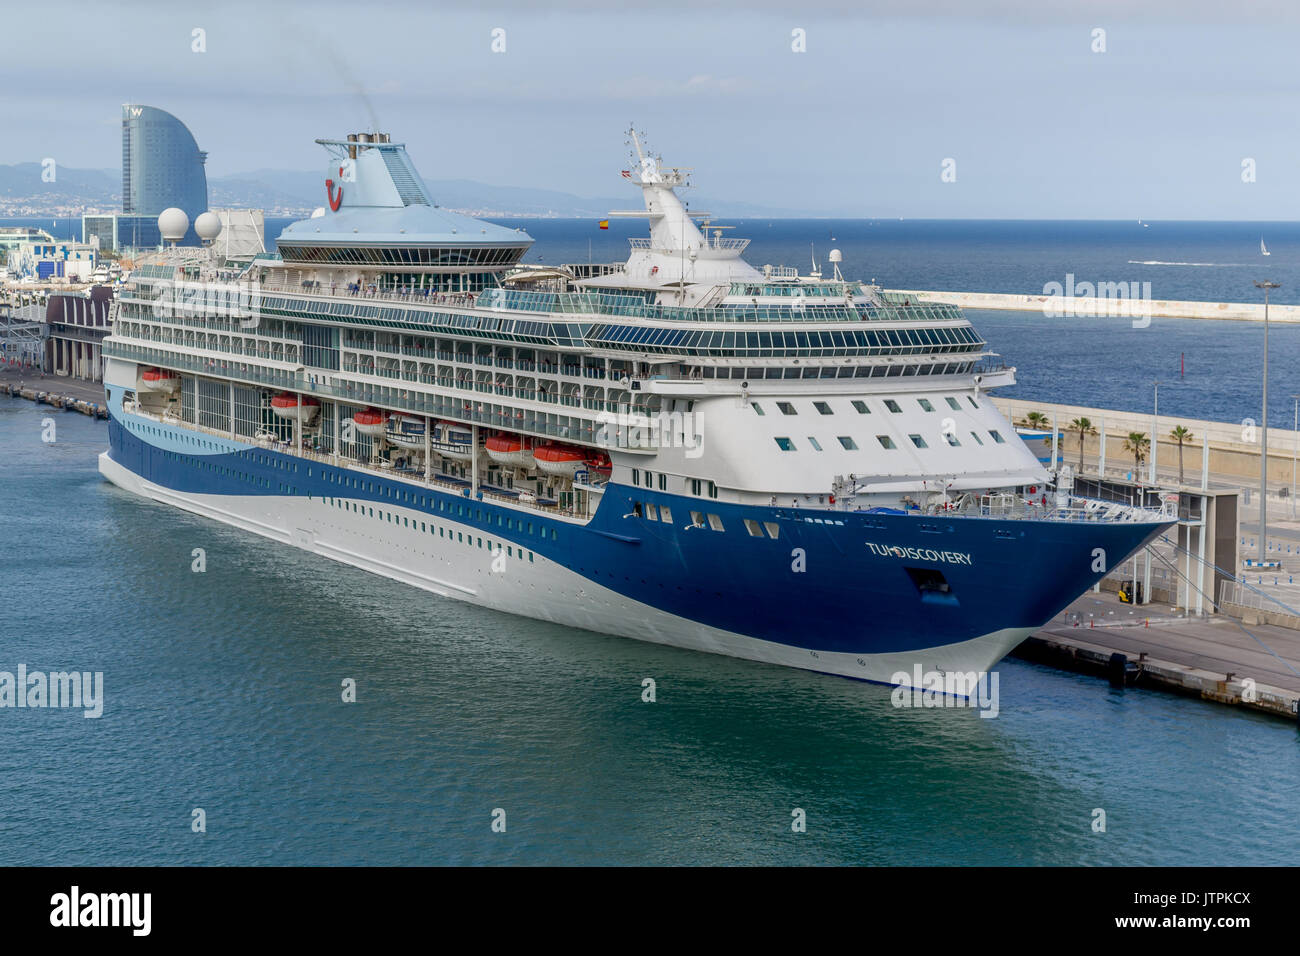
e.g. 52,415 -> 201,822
120,404 -> 593,522
105,341 -> 662,450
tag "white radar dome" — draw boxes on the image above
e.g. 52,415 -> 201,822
158,208 -> 190,243
310,207 -> 327,219
828,248 -> 842,263
194,212 -> 223,243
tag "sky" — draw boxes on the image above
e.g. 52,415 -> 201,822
3,0 -> 1299,218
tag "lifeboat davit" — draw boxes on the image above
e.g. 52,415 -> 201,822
431,420 -> 476,461
534,443 -> 587,477
385,414 -> 427,449
270,392 -> 320,424
351,407 -> 387,437
139,367 -> 181,392
485,432 -> 536,468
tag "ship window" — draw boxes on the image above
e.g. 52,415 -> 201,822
777,402 -> 797,415
708,481 -> 718,498
918,399 -> 935,412
944,433 -> 961,447
690,479 -> 702,495
814,401 -> 833,415
838,436 -> 858,450
877,436 -> 896,449
646,503 -> 659,521
910,434 -> 928,448
884,400 -> 902,413
707,514 -> 724,531
744,519 -> 764,537
644,471 -> 653,488
968,396 -> 979,408
658,474 -> 667,491
690,510 -> 706,528
632,502 -> 643,518
763,522 -> 780,539
751,402 -> 765,416
529,552 -> 534,562
775,437 -> 796,451
632,468 -> 640,485
808,437 -> 823,451
946,397 -> 961,410
852,400 -> 870,414
989,430 -> 1006,443
660,505 -> 672,523
969,431 -> 984,445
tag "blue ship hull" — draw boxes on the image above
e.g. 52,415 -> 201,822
102,386 -> 1174,675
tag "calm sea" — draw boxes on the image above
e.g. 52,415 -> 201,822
3,219 -> 1299,865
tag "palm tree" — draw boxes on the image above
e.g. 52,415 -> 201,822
1022,410 -> 1049,430
1123,432 -> 1150,476
1069,417 -> 1097,471
1170,425 -> 1193,484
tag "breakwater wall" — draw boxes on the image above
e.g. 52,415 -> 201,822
889,289 -> 1300,323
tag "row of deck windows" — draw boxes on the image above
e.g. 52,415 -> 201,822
629,501 -> 782,540
775,430 -> 1006,452
319,496 -> 537,561
757,394 -> 979,418
631,468 -> 717,499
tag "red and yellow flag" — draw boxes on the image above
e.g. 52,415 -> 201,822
598,220 -> 609,230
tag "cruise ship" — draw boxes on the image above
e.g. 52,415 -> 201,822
98,129 -> 1174,686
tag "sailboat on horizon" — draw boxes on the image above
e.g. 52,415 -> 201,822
1261,237 -> 1271,256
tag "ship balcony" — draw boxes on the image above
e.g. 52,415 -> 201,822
103,339 -> 661,453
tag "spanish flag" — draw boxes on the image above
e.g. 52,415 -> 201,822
598,220 -> 609,230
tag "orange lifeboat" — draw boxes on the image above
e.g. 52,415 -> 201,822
270,392 -> 320,424
534,443 -> 587,477
486,432 -> 536,468
139,367 -> 181,392
351,407 -> 387,437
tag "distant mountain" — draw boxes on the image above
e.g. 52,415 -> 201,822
0,164 -> 118,203
0,162 -> 822,218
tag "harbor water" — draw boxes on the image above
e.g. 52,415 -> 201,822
1,400 -> 1297,866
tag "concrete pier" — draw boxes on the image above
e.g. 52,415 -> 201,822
1021,591 -> 1300,721
0,365 -> 108,416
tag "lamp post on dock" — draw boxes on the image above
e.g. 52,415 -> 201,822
1255,280 -> 1279,563
1291,394 -> 1299,520
1150,380 -> 1159,485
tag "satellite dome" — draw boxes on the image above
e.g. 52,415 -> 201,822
828,248 -> 842,263
310,207 -> 327,219
194,211 -> 222,243
157,208 -> 189,243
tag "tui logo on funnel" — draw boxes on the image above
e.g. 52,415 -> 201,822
326,165 -> 345,210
